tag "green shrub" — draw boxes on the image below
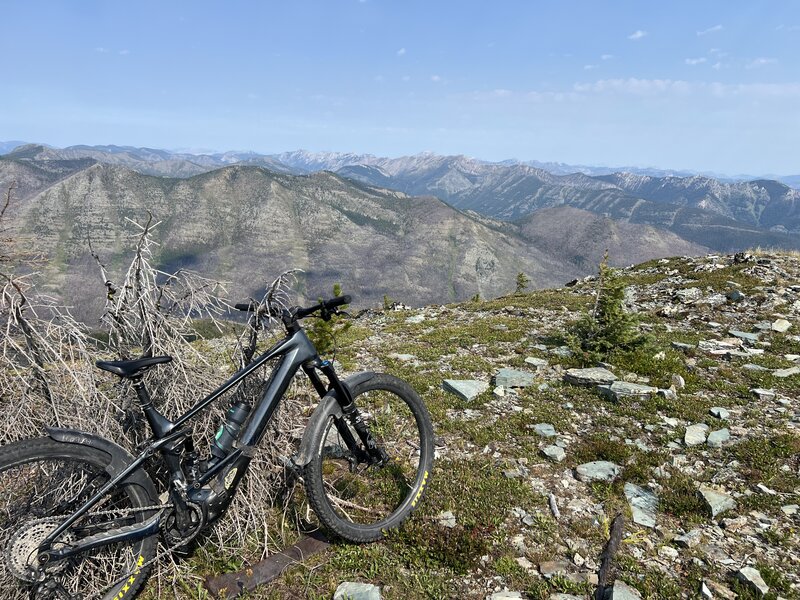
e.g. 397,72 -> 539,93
568,253 -> 646,364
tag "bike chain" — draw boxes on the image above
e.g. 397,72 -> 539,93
11,502 -> 206,600
89,501 -> 207,600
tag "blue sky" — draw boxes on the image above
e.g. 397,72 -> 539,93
1,1 -> 799,175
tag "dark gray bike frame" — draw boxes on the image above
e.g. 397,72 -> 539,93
39,326 -> 351,562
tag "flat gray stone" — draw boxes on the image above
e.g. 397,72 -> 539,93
699,486 -> 736,518
726,289 -> 746,302
539,560 -> 571,578
404,314 -> 425,324
388,353 -> 417,362
550,346 -> 573,357
736,566 -> 769,596
548,595 -> 583,600
674,529 -> 703,548
533,423 -> 557,437
685,423 -> 709,446
710,406 -> 730,419
333,581 -> 382,600
750,388 -> 776,401
729,329 -> 759,343
437,510 -> 456,528
575,460 -> 621,482
772,318 -> 792,333
773,366 -> 800,378
672,342 -> 695,351
488,592 -> 524,600
541,445 -> 566,463
524,356 -> 548,369
707,429 -> 730,448
743,363 -> 770,372
599,381 -> 658,401
495,368 -> 535,388
564,367 -> 617,386
611,580 -> 643,599
676,287 -> 703,303
671,374 -> 686,389
658,387 -> 678,400
624,483 -> 658,529
442,379 -> 489,402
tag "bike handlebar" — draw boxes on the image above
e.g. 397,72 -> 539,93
234,295 -> 351,323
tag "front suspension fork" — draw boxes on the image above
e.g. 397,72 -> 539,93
307,361 -> 388,466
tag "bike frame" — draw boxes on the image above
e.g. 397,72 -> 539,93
38,324 -> 357,563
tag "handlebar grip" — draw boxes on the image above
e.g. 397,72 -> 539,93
234,302 -> 258,312
325,295 -> 351,308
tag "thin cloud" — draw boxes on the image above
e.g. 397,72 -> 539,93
572,78 -> 800,99
697,24 -> 723,36
396,48 -> 406,56
584,64 -> 598,70
119,49 -> 130,55
746,57 -> 777,69
601,54 -> 614,60
685,57 -> 707,65
430,75 -> 442,82
628,30 -> 647,40
94,47 -> 108,53
574,78 -> 691,95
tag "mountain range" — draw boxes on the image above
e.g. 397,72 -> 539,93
2,141 -> 799,318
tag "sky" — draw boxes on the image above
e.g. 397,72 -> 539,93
1,1 -> 799,175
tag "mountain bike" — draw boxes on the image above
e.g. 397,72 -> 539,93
0,294 -> 434,599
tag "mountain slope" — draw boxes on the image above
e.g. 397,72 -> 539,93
12,164 -> 577,321
517,206 -> 709,271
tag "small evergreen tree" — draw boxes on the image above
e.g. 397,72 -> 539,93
515,272 -> 530,294
307,283 -> 351,356
569,252 -> 644,363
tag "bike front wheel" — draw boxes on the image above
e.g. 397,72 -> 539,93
304,373 -> 434,542
0,437 -> 158,600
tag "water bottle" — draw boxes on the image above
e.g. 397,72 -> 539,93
208,400 -> 251,468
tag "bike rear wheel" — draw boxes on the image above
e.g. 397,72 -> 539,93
0,437 -> 158,600
304,373 -> 434,542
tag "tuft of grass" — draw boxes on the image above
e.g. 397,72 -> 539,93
659,470 -> 708,524
731,433 -> 800,490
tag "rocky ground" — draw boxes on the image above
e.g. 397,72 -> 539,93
186,251 -> 800,599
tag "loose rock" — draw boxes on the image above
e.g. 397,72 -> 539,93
707,428 -> 730,448
736,566 -> 769,596
532,423 -> 557,437
685,423 -> 709,446
772,318 -> 792,333
442,379 -> 489,402
709,406 -> 730,419
598,381 -> 658,401
698,486 -> 736,518
575,461 -> 621,482
611,580 -> 643,599
563,367 -> 617,386
495,368 -> 535,388
333,582 -> 382,600
624,483 -> 658,529
541,445 -> 566,463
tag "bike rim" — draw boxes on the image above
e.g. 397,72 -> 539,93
317,387 -> 425,527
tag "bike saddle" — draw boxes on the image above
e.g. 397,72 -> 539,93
95,356 -> 173,378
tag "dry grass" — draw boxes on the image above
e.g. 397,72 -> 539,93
1,205 -> 311,593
